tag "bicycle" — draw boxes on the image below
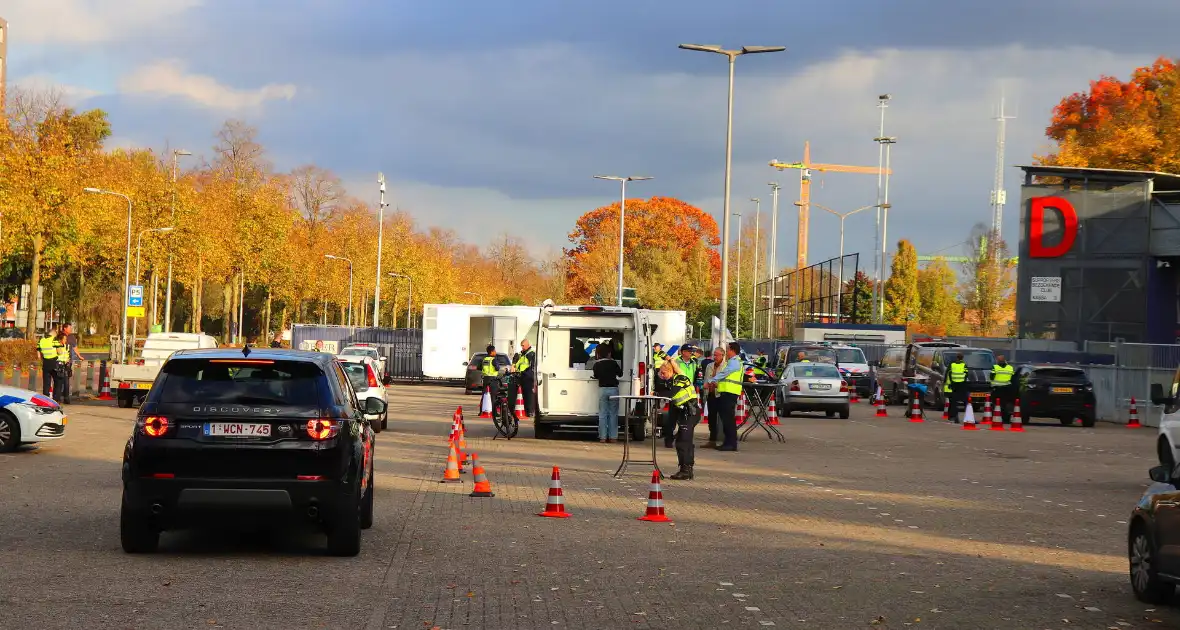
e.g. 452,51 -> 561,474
491,374 -> 520,439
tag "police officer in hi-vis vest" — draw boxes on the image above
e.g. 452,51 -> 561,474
990,354 -> 1015,424
37,325 -> 65,400
944,353 -> 968,422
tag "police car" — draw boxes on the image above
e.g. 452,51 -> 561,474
0,385 -> 68,452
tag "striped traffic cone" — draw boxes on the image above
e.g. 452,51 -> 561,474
767,395 -> 781,425
699,392 -> 708,425
1010,400 -> 1025,432
439,442 -> 462,483
637,469 -> 672,523
961,402 -> 978,430
942,397 -> 950,420
908,394 -> 923,423
736,394 -> 747,426
1127,397 -> 1142,428
875,394 -> 888,417
468,453 -> 495,497
990,397 -> 1006,431
981,398 -> 993,426
849,387 -> 859,403
514,388 -> 527,420
457,423 -> 470,469
97,361 -> 114,401
479,388 -> 492,419
538,466 -> 571,518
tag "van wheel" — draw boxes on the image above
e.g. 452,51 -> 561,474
117,392 -> 132,409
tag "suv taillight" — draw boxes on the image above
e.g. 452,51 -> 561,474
306,419 -> 339,440
366,365 -> 379,388
790,380 -> 800,392
142,416 -> 170,437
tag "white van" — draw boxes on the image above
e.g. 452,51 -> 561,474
109,332 -> 219,407
534,304 -> 683,439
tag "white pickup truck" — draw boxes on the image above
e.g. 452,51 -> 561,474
109,332 -> 218,407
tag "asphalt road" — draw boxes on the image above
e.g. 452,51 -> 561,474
2,386 -> 1178,629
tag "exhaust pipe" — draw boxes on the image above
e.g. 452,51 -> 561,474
307,505 -> 319,519
150,503 -> 164,515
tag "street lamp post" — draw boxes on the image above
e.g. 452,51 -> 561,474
389,273 -> 412,329
164,149 -> 191,333
373,173 -> 388,327
593,175 -> 652,306
84,188 -> 133,363
749,198 -> 761,336
732,211 -> 742,339
798,202 -> 877,320
463,291 -> 484,305
766,183 -> 780,338
876,137 -> 897,324
325,255 -> 354,326
134,227 -> 174,346
678,43 -> 785,343
873,93 -> 894,324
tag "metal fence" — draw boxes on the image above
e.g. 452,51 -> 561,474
754,254 -> 861,339
291,325 -> 429,381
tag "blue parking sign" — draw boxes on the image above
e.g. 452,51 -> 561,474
128,285 -> 144,307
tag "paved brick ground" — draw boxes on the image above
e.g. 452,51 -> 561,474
1,386 -> 1178,629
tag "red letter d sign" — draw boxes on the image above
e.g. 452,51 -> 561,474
1029,196 -> 1078,258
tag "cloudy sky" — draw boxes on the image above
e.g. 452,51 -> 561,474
5,0 -> 1174,275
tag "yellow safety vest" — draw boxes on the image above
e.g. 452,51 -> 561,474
481,355 -> 499,377
949,361 -> 967,383
716,358 -> 743,395
514,351 -> 530,373
673,357 -> 697,383
669,375 -> 697,407
57,343 -> 70,362
653,351 -> 667,369
991,364 -> 1013,386
38,335 -> 58,360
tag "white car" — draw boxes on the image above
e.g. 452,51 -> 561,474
778,362 -> 851,419
339,345 -> 387,381
0,385 -> 68,451
337,355 -> 388,432
1152,367 -> 1180,471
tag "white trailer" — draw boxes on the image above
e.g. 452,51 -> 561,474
421,304 -> 542,379
793,323 -> 907,345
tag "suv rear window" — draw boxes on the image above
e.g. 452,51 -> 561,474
1032,367 -> 1087,380
157,359 -> 323,405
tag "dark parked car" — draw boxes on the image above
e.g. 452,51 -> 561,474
874,345 -> 909,403
910,345 -> 996,410
1128,464 -> 1180,604
119,348 -> 384,556
1012,364 -> 1096,427
464,352 -> 488,393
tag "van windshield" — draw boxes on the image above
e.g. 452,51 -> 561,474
836,349 -> 866,364
960,350 -> 996,370
155,359 -> 322,405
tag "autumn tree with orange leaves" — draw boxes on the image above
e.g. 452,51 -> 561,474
1037,56 -> 1180,171
564,197 -> 720,318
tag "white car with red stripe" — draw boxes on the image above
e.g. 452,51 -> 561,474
336,355 -> 388,432
0,385 -> 67,451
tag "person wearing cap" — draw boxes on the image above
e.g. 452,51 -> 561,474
652,343 -> 668,369
661,345 -> 700,448
659,358 -> 701,480
480,344 -> 511,409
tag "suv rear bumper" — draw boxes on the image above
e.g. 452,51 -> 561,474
124,477 -> 351,527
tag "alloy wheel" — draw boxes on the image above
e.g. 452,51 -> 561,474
0,417 -> 11,447
1131,533 -> 1153,594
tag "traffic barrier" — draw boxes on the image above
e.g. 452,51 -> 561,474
982,398 -> 993,425
440,441 -> 462,483
875,395 -> 888,417
637,469 -> 672,523
479,388 -> 492,419
990,397 -> 1006,431
961,402 -> 978,430
468,453 -> 495,497
514,389 -> 527,420
1010,400 -> 1025,432
908,395 -> 923,423
538,466 -> 571,518
941,397 -> 950,421
1127,397 -> 1142,429
767,395 -> 780,425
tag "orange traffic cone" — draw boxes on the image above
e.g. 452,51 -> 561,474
638,469 -> 672,523
538,466 -> 571,518
875,394 -> 888,417
961,402 -> 978,430
514,388 -> 527,420
468,453 -> 495,497
941,397 -> 950,420
1010,400 -> 1025,432
479,388 -> 492,419
454,407 -> 464,431
849,388 -> 859,403
440,442 -> 462,483
699,392 -> 708,425
981,398 -> 993,426
457,424 -> 470,469
736,394 -> 747,426
767,395 -> 781,425
908,395 -> 923,423
1128,397 -> 1142,428
97,361 -> 114,400
990,397 -> 1005,431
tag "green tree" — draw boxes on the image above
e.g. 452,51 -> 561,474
960,223 -> 1016,336
496,296 -> 525,306
841,271 -> 874,324
883,239 -> 920,325
916,257 -> 961,334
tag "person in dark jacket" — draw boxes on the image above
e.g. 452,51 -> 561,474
592,344 -> 624,443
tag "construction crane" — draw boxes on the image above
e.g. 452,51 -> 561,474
917,235 -> 1018,264
770,141 -> 891,270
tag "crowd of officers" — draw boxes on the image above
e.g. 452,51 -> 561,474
477,341 -> 537,418
36,324 -> 82,404
937,352 -> 1016,423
